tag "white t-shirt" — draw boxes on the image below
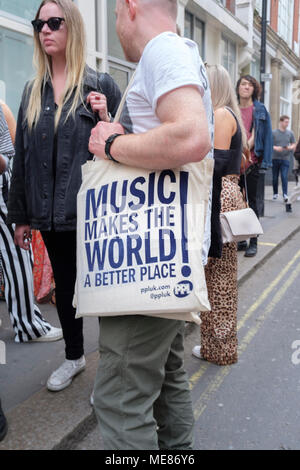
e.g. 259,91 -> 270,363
119,32 -> 214,264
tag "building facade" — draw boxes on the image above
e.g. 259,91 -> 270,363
0,0 -> 300,138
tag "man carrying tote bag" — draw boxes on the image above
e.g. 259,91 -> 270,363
86,0 -> 214,450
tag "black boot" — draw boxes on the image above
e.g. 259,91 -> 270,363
0,400 -> 8,442
245,237 -> 257,257
286,203 -> 292,213
237,240 -> 248,251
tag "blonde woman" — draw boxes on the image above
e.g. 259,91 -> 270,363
7,0 -> 121,391
192,65 -> 247,365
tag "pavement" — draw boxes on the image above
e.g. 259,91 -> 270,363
0,183 -> 300,450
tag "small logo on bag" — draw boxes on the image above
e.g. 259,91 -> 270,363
174,280 -> 193,298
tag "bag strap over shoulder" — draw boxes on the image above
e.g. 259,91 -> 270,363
93,71 -> 136,162
114,71 -> 136,123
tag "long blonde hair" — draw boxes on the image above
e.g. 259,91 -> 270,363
26,0 -> 87,130
206,64 -> 248,149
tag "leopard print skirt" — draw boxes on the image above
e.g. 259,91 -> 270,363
200,175 -> 246,365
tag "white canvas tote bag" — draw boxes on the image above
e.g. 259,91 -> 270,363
74,79 -> 214,324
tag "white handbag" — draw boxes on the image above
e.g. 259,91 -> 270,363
73,75 -> 214,324
220,158 -> 263,243
220,207 -> 263,243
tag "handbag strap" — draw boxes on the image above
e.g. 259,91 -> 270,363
225,106 -> 250,208
242,155 -> 249,208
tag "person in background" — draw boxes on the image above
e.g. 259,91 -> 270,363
292,135 -> 300,187
88,0 -> 213,451
236,75 -> 273,257
192,65 -> 247,365
0,100 -> 62,343
7,0 -> 121,392
285,135 -> 300,212
272,115 -> 296,203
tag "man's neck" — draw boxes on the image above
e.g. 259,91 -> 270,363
136,17 -> 176,60
239,97 -> 253,109
279,125 -> 287,132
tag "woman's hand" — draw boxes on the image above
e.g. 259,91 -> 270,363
87,92 -> 111,122
14,224 -> 32,250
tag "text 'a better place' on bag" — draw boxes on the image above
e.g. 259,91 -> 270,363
73,74 -> 214,324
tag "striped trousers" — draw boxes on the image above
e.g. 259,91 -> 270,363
0,175 -> 51,342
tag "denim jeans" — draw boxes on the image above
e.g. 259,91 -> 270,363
239,164 -> 260,218
272,159 -> 290,196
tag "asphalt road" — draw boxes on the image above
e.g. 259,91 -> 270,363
72,232 -> 300,450
1,187 -> 300,450
189,231 -> 300,450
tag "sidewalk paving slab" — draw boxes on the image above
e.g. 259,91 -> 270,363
1,185 -> 300,450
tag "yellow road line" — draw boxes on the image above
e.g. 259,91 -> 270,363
237,248 -> 300,331
189,249 -> 300,390
258,242 -> 277,247
193,261 -> 300,421
189,364 -> 208,390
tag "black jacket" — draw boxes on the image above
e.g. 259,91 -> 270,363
7,66 -> 121,231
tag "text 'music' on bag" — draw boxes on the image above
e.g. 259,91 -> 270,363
74,158 -> 214,323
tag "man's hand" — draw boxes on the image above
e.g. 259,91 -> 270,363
14,224 -> 32,251
86,92 -> 111,123
89,122 -> 125,159
274,146 -> 283,152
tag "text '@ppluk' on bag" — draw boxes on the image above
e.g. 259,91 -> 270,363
74,158 -> 214,323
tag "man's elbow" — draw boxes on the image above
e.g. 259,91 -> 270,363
188,132 -> 211,163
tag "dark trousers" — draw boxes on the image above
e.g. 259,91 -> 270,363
239,164 -> 260,218
41,230 -> 83,360
272,159 -> 290,196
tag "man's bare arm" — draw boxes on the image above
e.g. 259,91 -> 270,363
89,86 -> 211,170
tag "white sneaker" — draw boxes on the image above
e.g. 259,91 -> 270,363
283,194 -> 289,203
31,326 -> 63,343
273,194 -> 279,200
47,356 -> 86,391
192,345 -> 202,359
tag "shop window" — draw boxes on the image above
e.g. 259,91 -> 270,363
278,0 -> 294,47
184,11 -> 205,59
0,27 -> 34,117
221,35 -> 237,83
0,0 -> 41,22
280,75 -> 292,118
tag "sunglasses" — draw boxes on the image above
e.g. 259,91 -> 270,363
31,17 -> 65,33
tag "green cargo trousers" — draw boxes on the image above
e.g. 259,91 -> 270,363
93,315 -> 194,450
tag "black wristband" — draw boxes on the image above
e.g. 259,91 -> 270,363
105,133 -> 121,163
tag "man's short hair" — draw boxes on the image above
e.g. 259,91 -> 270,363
141,0 -> 177,19
236,75 -> 262,102
280,115 -> 290,121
